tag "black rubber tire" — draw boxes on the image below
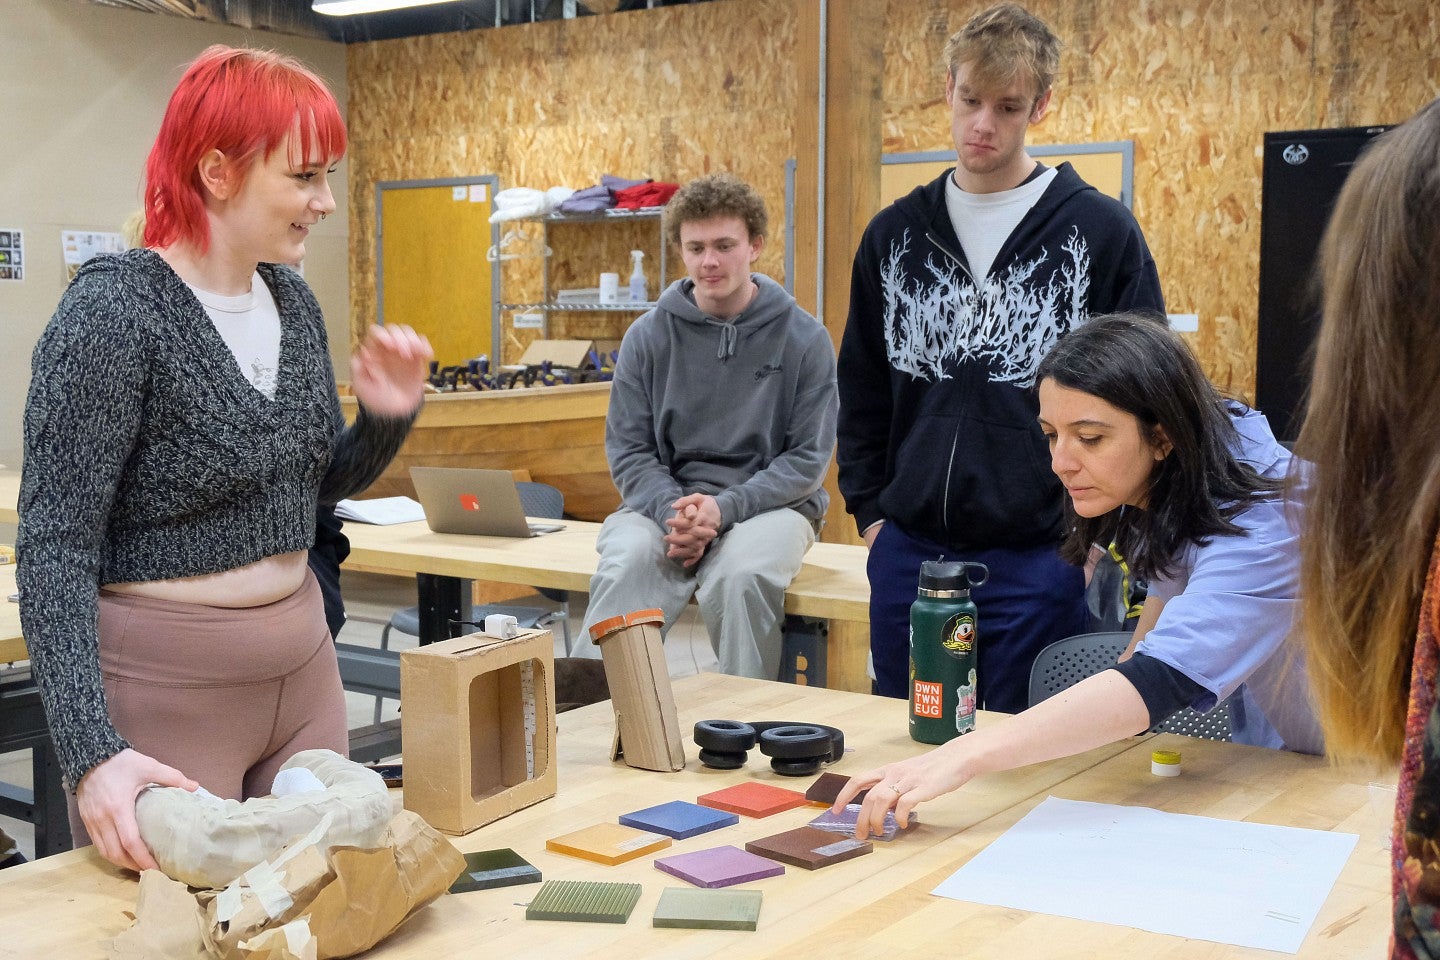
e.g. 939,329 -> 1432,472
697,747 -> 747,770
756,724 -> 831,760
693,719 -> 757,752
770,756 -> 823,777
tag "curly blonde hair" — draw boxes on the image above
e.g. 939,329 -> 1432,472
663,173 -> 767,248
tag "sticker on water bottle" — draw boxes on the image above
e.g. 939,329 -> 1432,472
942,614 -> 976,655
955,668 -> 978,734
912,679 -> 943,718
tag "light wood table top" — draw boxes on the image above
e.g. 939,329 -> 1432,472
0,469 -> 16,525
0,675 -> 1391,958
0,468 -> 869,625
0,564 -> 21,662
341,517 -> 871,625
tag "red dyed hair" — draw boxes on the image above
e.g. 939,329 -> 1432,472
143,45 -> 346,251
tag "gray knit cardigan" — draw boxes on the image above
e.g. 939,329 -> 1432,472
16,249 -> 414,788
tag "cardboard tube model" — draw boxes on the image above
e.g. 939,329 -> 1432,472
590,608 -> 686,772
135,749 -> 393,889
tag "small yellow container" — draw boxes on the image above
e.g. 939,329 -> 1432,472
1151,749 -> 1182,777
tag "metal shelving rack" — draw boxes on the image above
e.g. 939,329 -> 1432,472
498,206 -> 667,319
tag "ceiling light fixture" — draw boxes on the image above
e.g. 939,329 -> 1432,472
312,0 -> 467,15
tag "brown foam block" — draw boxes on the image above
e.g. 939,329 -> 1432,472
697,781 -> 809,818
744,826 -> 872,870
546,822 -> 672,865
803,771 -> 868,807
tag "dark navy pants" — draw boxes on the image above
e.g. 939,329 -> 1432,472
867,522 -> 1087,713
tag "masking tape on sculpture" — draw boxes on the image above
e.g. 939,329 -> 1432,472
135,749 -> 393,890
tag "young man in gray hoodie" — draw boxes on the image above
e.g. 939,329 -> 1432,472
575,173 -> 838,680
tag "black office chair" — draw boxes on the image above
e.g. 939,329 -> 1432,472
371,481 -> 572,723
1027,631 -> 1235,741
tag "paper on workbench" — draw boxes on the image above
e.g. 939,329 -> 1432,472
932,796 -> 1357,953
334,496 -> 425,525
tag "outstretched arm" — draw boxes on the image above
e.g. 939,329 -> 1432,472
833,670 -> 1150,839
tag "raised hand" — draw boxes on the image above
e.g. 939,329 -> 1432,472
350,323 -> 434,418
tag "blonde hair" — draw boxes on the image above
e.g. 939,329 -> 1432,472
1297,98 -> 1440,763
942,3 -> 1060,102
120,211 -> 146,250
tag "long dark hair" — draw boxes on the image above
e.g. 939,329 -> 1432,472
1035,314 -> 1281,580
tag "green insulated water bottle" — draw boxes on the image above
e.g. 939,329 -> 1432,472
908,560 -> 989,744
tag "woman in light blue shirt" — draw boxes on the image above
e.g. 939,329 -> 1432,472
837,314 -> 1320,838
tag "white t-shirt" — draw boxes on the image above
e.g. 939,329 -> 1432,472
188,271 -> 282,399
944,165 -> 1057,281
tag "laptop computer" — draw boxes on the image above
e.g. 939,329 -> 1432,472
409,466 -> 566,537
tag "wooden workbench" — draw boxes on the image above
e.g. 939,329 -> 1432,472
339,517 -> 871,690
0,565 -> 20,664
0,674 -> 1392,958
339,382 -> 618,522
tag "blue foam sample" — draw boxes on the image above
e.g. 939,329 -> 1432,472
619,799 -> 740,839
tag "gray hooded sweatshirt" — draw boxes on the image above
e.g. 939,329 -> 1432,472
606,272 -> 838,532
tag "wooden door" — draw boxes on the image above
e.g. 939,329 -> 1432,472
380,181 -> 495,367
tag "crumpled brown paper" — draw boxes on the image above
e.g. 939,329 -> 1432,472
136,749 -> 394,890
104,810 -> 464,960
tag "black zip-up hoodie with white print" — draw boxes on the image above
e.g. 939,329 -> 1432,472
837,163 -> 1165,551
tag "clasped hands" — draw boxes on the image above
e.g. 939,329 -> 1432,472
664,493 -> 722,568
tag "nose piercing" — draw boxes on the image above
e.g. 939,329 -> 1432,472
319,213 -> 327,221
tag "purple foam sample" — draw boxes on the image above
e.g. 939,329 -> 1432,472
654,845 -> 785,888
619,800 -> 739,839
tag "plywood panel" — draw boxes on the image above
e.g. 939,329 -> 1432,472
879,0 -> 1437,399
348,0 -> 799,365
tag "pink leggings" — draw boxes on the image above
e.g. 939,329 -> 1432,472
67,570 -> 348,845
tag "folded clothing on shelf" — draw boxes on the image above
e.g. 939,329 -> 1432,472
615,181 -> 679,209
557,173 -> 651,214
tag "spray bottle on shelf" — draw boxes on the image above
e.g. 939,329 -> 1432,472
628,249 -> 648,303
908,559 -> 989,744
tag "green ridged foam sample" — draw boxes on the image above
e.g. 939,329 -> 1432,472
525,879 -> 642,923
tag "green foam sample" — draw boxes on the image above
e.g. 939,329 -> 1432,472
525,879 -> 642,924
652,887 -> 763,931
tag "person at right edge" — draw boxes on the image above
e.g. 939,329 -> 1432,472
837,2 -> 1166,709
1293,97 -> 1440,959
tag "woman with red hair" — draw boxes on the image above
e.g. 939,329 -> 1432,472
16,46 -> 431,872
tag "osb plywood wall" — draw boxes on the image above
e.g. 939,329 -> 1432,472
884,0 -> 1440,398
347,0 -> 799,365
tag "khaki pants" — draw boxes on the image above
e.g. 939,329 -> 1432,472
576,507 -> 816,681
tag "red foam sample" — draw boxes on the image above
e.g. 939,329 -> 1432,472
697,781 -> 810,818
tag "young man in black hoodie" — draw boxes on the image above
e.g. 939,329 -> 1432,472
837,3 -> 1165,710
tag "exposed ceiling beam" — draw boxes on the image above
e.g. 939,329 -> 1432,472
87,0 -> 713,43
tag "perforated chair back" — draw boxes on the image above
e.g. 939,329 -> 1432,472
515,482 -> 565,604
1028,632 -> 1234,742
516,481 -> 564,522
1027,632 -> 1130,708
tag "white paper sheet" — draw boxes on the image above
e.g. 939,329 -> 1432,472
334,496 -> 425,525
932,796 -> 1358,953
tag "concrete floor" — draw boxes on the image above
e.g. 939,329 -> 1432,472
0,569 -> 720,863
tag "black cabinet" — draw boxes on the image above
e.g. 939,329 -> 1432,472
1256,124 -> 1390,442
